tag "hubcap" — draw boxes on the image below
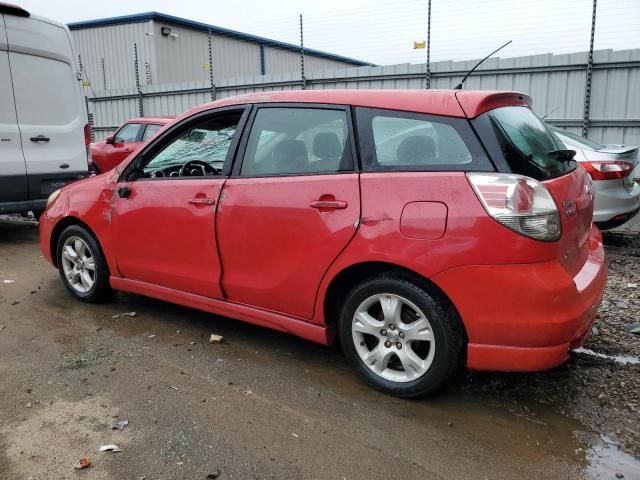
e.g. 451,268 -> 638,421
352,293 -> 435,383
61,236 -> 96,294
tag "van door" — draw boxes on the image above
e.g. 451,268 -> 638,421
0,14 -> 27,204
5,14 -> 88,201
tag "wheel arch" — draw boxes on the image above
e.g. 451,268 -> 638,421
322,261 -> 466,343
50,216 -> 100,268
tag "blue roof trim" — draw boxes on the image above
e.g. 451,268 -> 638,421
68,12 -> 374,67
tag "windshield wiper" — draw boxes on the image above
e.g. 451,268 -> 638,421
546,149 -> 576,162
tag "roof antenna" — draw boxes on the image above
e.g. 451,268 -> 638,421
541,106 -> 559,120
454,40 -> 512,90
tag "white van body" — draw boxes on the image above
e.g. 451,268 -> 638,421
0,3 -> 88,216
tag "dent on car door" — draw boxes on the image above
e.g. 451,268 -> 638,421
112,108 -> 248,298
216,105 -> 361,320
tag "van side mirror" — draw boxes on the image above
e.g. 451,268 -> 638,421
105,135 -> 115,145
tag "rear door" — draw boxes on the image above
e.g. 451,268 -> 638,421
0,14 -> 27,203
5,14 -> 87,199
216,105 -> 360,319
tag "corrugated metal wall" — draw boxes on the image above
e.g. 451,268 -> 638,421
88,48 -> 640,145
71,22 -> 364,92
73,22 -> 156,92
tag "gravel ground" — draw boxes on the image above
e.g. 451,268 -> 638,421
0,213 -> 639,479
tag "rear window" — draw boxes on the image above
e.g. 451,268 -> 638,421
549,126 -> 605,151
356,108 -> 492,172
481,106 -> 577,180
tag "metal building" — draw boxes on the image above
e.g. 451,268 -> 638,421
68,12 -> 372,92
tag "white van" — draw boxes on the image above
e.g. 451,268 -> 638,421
0,3 -> 89,217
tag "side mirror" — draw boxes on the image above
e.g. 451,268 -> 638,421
105,135 -> 115,145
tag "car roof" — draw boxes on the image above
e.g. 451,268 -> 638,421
126,116 -> 175,125
179,89 -> 532,121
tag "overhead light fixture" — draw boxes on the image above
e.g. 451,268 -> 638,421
160,26 -> 171,36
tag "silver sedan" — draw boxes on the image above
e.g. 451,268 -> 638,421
549,126 -> 640,229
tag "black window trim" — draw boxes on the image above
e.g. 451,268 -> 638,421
355,106 -> 495,173
231,102 -> 359,178
119,105 -> 252,183
139,122 -> 163,142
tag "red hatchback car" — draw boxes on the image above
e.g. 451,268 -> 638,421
40,90 -> 607,397
90,116 -> 175,173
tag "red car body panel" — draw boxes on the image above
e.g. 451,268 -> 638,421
39,89 -> 607,374
111,178 -> 225,298
216,174 -> 360,319
90,117 -> 174,173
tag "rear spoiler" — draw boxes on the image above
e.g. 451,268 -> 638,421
0,2 -> 29,17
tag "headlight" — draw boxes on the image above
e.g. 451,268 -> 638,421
46,189 -> 61,209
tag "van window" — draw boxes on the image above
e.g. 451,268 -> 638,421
356,107 -> 492,172
9,53 -> 79,126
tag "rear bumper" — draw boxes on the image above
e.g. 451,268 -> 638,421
431,225 -> 607,372
0,199 -> 46,215
592,178 -> 640,225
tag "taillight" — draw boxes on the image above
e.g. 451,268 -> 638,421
467,173 -> 561,242
84,123 -> 91,146
581,161 -> 633,181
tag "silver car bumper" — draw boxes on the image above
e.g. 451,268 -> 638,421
592,176 -> 640,224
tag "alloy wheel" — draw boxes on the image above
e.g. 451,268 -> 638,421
60,236 -> 96,294
352,293 -> 436,383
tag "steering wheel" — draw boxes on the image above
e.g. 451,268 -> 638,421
179,160 -> 218,177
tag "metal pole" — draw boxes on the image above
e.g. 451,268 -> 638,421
208,29 -> 216,101
426,0 -> 432,88
299,14 -> 306,89
134,43 -> 144,116
582,0 -> 597,137
101,57 -> 107,91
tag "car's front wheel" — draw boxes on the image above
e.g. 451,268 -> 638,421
339,274 -> 464,397
56,225 -> 112,302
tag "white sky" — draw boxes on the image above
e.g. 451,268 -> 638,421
16,0 -> 640,65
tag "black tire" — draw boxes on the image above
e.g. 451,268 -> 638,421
56,224 -> 112,303
339,274 -> 465,398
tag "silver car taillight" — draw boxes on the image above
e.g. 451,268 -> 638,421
467,173 -> 561,242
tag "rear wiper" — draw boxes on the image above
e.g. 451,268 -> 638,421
546,149 -> 576,162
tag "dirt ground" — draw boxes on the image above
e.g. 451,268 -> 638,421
0,215 -> 639,480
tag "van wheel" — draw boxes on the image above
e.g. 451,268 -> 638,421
339,274 -> 464,397
56,225 -> 112,303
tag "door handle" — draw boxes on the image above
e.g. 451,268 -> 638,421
30,135 -> 50,143
310,200 -> 348,210
188,198 -> 215,206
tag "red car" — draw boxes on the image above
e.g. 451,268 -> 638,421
39,90 -> 607,397
90,116 -> 175,173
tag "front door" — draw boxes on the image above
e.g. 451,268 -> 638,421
217,105 -> 360,319
108,122 -> 145,168
113,108 -> 247,298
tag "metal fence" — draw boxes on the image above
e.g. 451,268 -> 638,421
88,47 -> 640,145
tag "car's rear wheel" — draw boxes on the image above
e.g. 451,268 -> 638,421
56,225 -> 112,303
339,274 -> 464,397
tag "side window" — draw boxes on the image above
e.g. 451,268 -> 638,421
356,107 -> 492,172
141,123 -> 163,141
115,123 -> 142,143
241,108 -> 352,176
140,112 -> 241,178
